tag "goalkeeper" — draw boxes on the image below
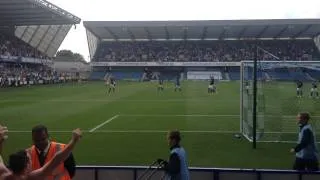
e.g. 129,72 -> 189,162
245,81 -> 250,94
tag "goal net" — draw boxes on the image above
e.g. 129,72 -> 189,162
240,61 -> 320,143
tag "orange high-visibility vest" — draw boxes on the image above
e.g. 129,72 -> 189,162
27,142 -> 71,180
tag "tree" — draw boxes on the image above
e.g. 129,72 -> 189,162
55,50 -> 87,63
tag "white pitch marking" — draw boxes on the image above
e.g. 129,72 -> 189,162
6,130 -> 298,134
89,115 -> 119,132
120,114 -> 239,117
7,130 -> 238,133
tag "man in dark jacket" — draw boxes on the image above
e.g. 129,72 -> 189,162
291,112 -> 319,171
158,130 -> 189,180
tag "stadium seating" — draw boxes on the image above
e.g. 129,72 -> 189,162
0,33 -> 48,59
0,33 -> 56,87
94,40 -> 320,62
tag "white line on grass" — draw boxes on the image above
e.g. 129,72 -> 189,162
7,130 -> 238,133
88,115 -> 119,133
121,114 -> 320,118
6,130 -> 298,134
95,130 -> 238,133
121,114 -> 240,117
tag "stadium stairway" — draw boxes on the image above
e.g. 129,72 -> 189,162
223,72 -> 230,81
305,72 -> 316,81
306,69 -> 320,79
264,72 -> 271,81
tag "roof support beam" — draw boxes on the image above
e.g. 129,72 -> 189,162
183,27 -> 188,40
219,28 -> 228,40
238,27 -> 247,39
274,25 -> 289,39
0,20 -> 72,26
256,26 -> 269,38
104,27 -> 118,41
45,25 -> 63,54
127,28 -> 135,41
26,0 -> 81,24
164,26 -> 170,40
201,26 -> 208,40
36,25 -> 52,48
18,26 -> 29,39
86,27 -> 100,40
27,26 -> 41,44
144,27 -> 152,40
293,24 -> 312,38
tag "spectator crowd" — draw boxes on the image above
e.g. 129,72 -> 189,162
94,40 -> 320,62
0,34 -> 49,59
0,63 -> 77,88
0,33 -> 79,88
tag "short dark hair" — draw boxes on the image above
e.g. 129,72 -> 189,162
32,125 -> 48,135
8,150 -> 29,174
168,130 -> 181,143
299,112 -> 311,121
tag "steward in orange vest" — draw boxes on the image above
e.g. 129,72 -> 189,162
26,125 -> 76,180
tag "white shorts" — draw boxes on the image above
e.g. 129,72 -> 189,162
297,88 -> 301,91
208,85 -> 214,89
311,88 -> 317,92
246,86 -> 249,90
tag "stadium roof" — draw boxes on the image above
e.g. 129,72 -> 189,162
84,19 -> 320,58
84,19 -> 320,41
0,0 -> 81,57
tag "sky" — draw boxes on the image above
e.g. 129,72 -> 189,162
48,0 -> 320,62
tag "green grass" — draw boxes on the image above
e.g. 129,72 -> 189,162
0,81 -> 319,169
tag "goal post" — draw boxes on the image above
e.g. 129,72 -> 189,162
240,60 -> 320,143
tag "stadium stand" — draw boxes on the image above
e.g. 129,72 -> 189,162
0,0 -> 81,88
85,19 -> 320,81
94,40 -> 319,62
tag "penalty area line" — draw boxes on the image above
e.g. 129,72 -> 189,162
89,115 -> 119,133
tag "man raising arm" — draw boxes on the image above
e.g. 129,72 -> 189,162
0,125 -> 82,180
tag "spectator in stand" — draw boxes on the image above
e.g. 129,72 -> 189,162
94,40 -> 319,62
0,33 -> 46,58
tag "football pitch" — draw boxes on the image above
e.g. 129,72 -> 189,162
1,81 -> 320,169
